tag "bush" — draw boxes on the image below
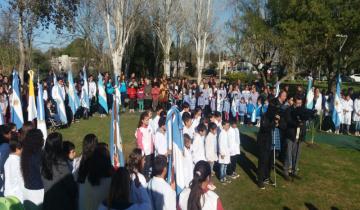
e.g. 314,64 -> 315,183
225,72 -> 259,84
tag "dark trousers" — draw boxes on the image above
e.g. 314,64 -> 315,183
257,134 -> 272,183
144,99 -> 152,110
144,154 -> 154,181
227,155 -> 239,175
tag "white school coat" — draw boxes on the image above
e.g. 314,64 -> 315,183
228,127 -> 240,156
89,81 -> 97,99
155,130 -> 168,156
341,99 -> 353,125
151,115 -> 160,135
192,133 -> 206,164
205,132 -> 218,162
183,126 -> 195,140
353,98 -> 360,122
314,94 -> 323,115
4,154 -> 24,202
179,188 -> 220,210
218,129 -> 230,164
183,147 -> 193,187
147,177 -> 176,210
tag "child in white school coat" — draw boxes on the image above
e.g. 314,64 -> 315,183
226,121 -> 241,179
4,134 -> 24,202
205,122 -> 218,174
183,134 -> 194,187
218,121 -> 231,184
191,124 -> 207,165
182,113 -> 195,140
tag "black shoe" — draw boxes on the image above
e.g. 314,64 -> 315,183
258,182 -> 265,189
291,173 -> 302,180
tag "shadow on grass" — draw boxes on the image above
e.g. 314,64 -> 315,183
238,132 -> 259,185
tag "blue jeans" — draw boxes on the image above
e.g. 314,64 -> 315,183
356,121 -> 360,132
219,164 -> 228,180
284,139 -> 301,175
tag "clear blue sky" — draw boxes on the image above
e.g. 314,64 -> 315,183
0,0 -> 233,52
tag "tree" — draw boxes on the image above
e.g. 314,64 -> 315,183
7,0 -> 79,81
149,0 -> 182,77
187,0 -> 214,83
98,0 -> 146,77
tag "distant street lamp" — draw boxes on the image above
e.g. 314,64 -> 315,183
335,34 -> 348,76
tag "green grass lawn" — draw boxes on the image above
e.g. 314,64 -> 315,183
58,113 -> 360,210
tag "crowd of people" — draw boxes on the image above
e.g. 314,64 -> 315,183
0,70 -> 360,210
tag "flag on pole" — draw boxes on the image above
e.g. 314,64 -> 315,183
53,74 -> 68,124
0,105 -> 4,125
251,107 -> 257,123
109,95 -> 124,168
306,76 -> 314,109
67,70 -> 80,115
98,73 -> 108,113
114,74 -> 121,108
37,82 -> 47,139
27,70 -> 37,121
81,66 -> 90,109
10,71 -> 24,129
166,106 -> 185,195
332,75 -> 342,129
275,82 -> 280,98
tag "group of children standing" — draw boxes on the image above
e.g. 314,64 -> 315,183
135,103 -> 242,187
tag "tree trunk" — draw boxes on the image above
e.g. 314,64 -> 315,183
17,12 -> 25,82
112,51 -> 123,77
163,54 -> 171,77
197,56 -> 202,84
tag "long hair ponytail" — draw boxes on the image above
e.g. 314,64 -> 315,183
187,161 -> 211,210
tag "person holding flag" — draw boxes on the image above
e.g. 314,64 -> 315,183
97,73 -> 108,117
332,75 -> 343,134
81,66 -> 90,119
67,70 -> 80,120
27,70 -> 37,122
10,71 -> 23,130
52,74 -> 67,125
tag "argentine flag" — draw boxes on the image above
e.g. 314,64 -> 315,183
37,82 -> 47,139
67,70 -> 80,115
0,105 -> 4,125
332,75 -> 342,129
53,74 -> 68,124
98,73 -> 108,113
305,76 -> 314,109
10,71 -> 24,129
81,66 -> 90,109
109,96 -> 124,168
166,106 -> 185,195
27,70 -> 37,121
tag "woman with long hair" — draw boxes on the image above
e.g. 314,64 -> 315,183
75,134 -> 98,180
78,144 -> 113,210
98,167 -> 151,210
41,132 -> 77,210
21,129 -> 44,209
179,161 -> 224,210
135,112 -> 154,180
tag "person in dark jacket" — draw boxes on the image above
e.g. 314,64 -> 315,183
41,132 -> 78,210
283,96 -> 307,180
21,129 -> 45,209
